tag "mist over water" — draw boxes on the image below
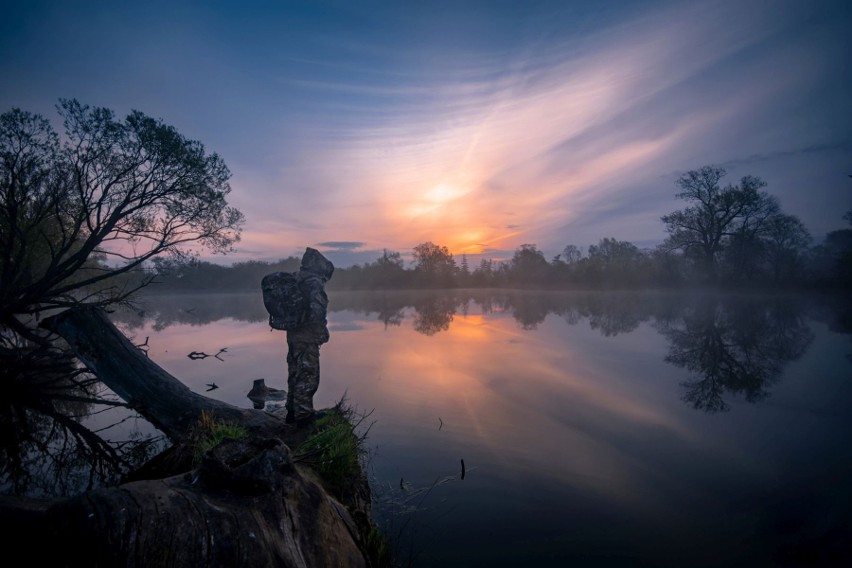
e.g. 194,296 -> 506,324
104,289 -> 851,566
2,289 -> 848,563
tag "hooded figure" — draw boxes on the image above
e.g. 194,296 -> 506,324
264,247 -> 334,424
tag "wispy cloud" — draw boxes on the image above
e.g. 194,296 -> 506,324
315,241 -> 366,250
246,0 -> 812,258
718,141 -> 852,170
14,0 -> 835,265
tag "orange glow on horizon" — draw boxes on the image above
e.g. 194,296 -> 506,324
208,1 -> 827,267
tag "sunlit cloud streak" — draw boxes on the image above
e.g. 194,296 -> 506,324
1,1 -> 848,265
235,0 -> 847,262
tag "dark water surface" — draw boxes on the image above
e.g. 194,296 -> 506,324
9,290 -> 852,566
113,290 -> 852,567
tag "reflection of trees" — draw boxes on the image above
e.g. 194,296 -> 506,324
577,293 -> 648,336
510,293 -> 550,330
502,291 -> 653,334
412,296 -> 456,336
330,291 -> 416,332
0,346 -> 163,497
112,293 -> 268,331
117,290 -> 829,417
477,294 -> 495,315
126,290 -> 664,337
482,290 -> 653,333
376,306 -> 404,329
657,296 -> 814,412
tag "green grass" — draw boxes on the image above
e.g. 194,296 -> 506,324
189,410 -> 248,464
296,403 -> 364,496
296,399 -> 395,567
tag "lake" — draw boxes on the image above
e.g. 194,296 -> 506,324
16,289 -> 852,566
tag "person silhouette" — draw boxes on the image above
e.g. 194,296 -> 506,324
261,247 -> 334,424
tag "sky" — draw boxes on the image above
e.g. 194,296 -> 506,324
2,0 -> 851,268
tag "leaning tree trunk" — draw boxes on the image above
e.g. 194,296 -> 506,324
0,306 -> 370,567
40,305 -> 284,442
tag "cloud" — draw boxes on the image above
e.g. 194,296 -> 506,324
315,241 -> 366,250
275,0 -> 807,255
717,140 -> 852,170
24,0 -> 842,263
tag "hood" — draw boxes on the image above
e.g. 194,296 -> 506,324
300,247 -> 335,280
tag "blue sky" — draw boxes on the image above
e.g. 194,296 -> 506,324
2,0 -> 850,267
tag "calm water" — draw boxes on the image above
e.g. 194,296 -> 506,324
89,291 -> 852,565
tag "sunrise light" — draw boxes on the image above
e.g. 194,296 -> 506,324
426,183 -> 468,204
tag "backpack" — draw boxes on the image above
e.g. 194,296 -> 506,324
261,272 -> 307,330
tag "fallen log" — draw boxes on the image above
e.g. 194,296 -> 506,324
14,437 -> 366,567
40,306 -> 283,442
0,306 -> 373,567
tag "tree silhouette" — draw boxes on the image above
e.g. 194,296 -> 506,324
661,166 -> 777,283
582,238 -> 648,287
763,214 -> 811,283
412,241 -> 456,288
0,100 -> 242,498
0,100 -> 244,342
508,244 -> 550,288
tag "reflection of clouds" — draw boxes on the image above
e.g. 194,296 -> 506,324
126,292 -> 815,422
125,288 -> 852,556
317,299 -> 690,505
458,328 -> 693,503
125,289 -> 850,561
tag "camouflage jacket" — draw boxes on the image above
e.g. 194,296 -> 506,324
287,272 -> 329,344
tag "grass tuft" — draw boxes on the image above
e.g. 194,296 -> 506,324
188,410 -> 248,464
296,397 -> 369,496
296,396 -> 396,566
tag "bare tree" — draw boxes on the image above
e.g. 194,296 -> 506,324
660,166 -> 777,283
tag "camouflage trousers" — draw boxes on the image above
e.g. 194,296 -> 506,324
286,341 -> 320,423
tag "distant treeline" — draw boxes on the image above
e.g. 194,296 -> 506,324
147,231 -> 849,292
148,166 -> 851,292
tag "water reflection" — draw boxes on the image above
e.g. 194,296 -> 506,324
575,292 -> 650,336
412,295 -> 456,336
0,345 -> 163,497
13,293 -> 838,491
817,297 -> 852,363
117,290 -> 837,415
656,296 -> 814,412
7,290 -> 851,563
118,292 -> 268,330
